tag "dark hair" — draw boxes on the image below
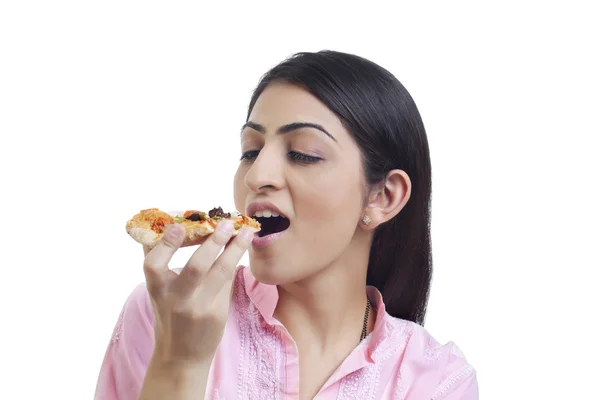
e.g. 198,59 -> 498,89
247,51 -> 432,325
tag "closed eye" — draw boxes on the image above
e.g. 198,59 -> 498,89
288,152 -> 322,164
240,150 -> 322,164
240,150 -> 260,161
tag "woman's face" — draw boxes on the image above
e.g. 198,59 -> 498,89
234,82 -> 367,284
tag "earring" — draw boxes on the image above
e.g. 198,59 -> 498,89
362,215 -> 371,225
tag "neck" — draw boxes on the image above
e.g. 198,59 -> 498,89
273,234 -> 374,353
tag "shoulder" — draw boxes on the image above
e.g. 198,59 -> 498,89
94,284 -> 155,399
109,283 -> 154,345
385,317 -> 478,399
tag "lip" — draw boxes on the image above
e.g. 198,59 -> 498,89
247,201 -> 289,249
252,229 -> 287,248
246,201 -> 288,219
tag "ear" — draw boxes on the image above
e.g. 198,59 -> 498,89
361,169 -> 411,230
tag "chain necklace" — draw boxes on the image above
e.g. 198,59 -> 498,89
360,297 -> 371,341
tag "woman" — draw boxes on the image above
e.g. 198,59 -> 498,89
95,50 -> 478,399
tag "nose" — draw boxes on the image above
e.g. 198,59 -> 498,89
244,145 -> 285,193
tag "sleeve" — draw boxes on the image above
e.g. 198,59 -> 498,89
431,343 -> 479,400
94,284 -> 156,400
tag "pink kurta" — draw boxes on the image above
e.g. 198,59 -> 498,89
95,266 -> 478,399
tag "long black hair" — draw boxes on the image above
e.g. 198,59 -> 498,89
247,51 -> 432,325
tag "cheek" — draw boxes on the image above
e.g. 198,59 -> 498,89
289,169 -> 362,270
233,166 -> 247,211
295,163 -> 363,228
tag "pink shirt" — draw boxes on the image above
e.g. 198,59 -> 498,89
95,266 -> 478,399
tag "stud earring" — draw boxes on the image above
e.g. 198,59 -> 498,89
362,215 -> 371,225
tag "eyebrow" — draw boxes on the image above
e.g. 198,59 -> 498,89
241,121 -> 337,142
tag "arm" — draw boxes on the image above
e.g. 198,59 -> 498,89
96,223 -> 252,399
93,286 -> 213,400
138,359 -> 211,400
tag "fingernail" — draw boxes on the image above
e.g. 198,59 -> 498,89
217,220 -> 234,234
240,228 -> 254,242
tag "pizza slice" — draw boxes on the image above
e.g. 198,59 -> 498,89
126,207 -> 261,248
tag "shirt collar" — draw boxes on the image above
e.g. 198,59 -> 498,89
242,266 -> 398,362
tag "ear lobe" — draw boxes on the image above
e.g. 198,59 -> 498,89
362,169 -> 411,229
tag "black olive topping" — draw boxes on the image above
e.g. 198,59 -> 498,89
185,213 -> 202,221
208,207 -> 231,219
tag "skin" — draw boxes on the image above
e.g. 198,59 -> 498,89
234,82 -> 412,399
140,222 -> 255,400
139,82 -> 411,400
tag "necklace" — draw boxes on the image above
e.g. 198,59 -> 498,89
360,297 -> 371,341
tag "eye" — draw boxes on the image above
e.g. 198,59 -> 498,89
240,150 -> 259,161
288,151 -> 322,164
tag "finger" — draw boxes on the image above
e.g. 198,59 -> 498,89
143,224 -> 185,294
202,227 -> 254,300
174,220 -> 235,296
179,235 -> 209,248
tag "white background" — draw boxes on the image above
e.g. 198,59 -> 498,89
1,1 -> 598,399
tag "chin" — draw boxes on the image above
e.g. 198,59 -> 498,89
249,258 -> 320,287
248,261 -> 285,285
249,259 -> 304,286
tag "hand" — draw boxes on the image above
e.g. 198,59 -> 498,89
143,220 -> 254,365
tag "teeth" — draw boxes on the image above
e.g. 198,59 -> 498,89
252,210 -> 282,218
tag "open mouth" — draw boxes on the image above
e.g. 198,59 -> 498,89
253,211 -> 290,238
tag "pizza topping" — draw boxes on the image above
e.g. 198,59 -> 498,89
151,215 -> 174,233
209,207 -> 231,219
183,210 -> 206,219
184,211 -> 208,221
131,209 -> 175,234
127,208 -> 262,247
186,213 -> 202,221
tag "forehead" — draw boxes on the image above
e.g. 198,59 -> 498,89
248,82 -> 345,133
